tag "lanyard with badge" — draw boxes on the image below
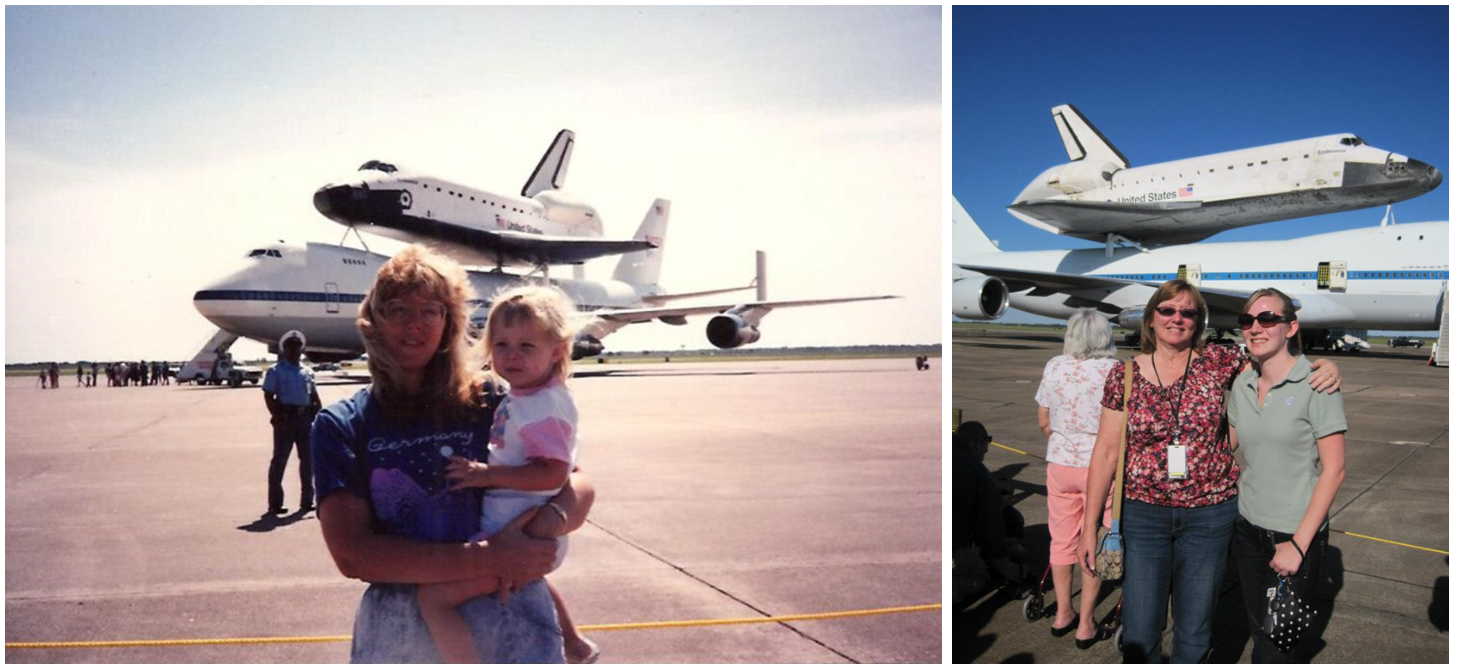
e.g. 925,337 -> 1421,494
1151,348 -> 1193,480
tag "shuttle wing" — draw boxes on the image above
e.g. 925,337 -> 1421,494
490,230 -> 656,265
579,295 -> 898,340
1008,199 -> 1215,245
377,215 -> 655,265
956,262 -> 1254,316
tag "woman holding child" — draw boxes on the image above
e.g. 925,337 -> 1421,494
311,245 -> 595,663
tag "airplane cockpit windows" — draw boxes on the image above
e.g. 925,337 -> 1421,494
247,249 -> 284,259
1339,136 -> 1366,147
358,160 -> 398,173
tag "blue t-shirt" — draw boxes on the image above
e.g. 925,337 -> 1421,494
311,386 -> 565,663
263,360 -> 316,407
311,388 -> 492,544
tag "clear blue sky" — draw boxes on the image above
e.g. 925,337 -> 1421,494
6,7 -> 940,363
952,6 -> 1448,331
953,5 -> 1448,256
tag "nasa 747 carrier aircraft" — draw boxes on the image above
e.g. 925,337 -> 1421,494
194,199 -> 895,362
954,199 -> 1448,338
1008,104 -> 1443,247
313,130 -> 656,270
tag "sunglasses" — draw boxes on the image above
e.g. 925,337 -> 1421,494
1237,311 -> 1293,330
1153,306 -> 1199,320
380,300 -> 448,325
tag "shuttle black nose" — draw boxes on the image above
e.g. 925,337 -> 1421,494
1398,159 -> 1442,190
314,184 -> 368,224
1418,161 -> 1443,189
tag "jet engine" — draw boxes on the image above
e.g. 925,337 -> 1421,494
571,333 -> 605,360
534,190 -> 601,234
952,272 -> 1009,320
1046,160 -> 1120,195
706,312 -> 762,349
1116,307 -> 1144,330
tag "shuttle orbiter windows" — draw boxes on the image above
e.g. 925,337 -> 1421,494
358,160 -> 398,173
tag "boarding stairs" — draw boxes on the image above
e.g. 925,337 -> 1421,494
1432,285 -> 1449,367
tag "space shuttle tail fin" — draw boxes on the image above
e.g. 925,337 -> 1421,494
1052,104 -> 1130,168
613,199 -> 670,287
955,199 -> 1000,255
521,129 -> 575,197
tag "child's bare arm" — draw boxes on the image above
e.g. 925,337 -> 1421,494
446,456 -> 570,492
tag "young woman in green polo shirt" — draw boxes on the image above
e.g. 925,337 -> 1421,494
1227,288 -> 1347,663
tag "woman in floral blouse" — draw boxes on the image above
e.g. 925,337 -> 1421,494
1075,280 -> 1340,663
1035,308 -> 1119,648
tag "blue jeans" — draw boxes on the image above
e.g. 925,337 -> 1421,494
1121,498 -> 1238,663
352,581 -> 564,662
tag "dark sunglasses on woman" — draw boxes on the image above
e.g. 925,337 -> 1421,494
1237,311 -> 1293,330
1154,306 -> 1199,320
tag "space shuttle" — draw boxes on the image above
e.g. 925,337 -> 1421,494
313,130 -> 656,270
1007,104 -> 1443,246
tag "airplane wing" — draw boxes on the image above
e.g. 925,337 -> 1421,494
579,295 -> 899,340
956,263 -> 1254,316
1008,199 -> 1215,245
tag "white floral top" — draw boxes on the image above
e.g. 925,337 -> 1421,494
1035,355 -> 1119,468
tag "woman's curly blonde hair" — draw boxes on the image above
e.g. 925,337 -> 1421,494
357,245 -> 478,424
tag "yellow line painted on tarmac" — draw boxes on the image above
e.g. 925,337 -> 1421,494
978,436 -> 1449,557
578,603 -> 940,632
6,635 -> 352,649
1333,530 -> 1448,555
5,604 -> 941,650
992,442 -> 1032,457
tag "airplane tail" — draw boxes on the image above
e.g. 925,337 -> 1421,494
613,199 -> 670,287
955,199 -> 1000,255
521,129 -> 575,197
1051,104 -> 1129,168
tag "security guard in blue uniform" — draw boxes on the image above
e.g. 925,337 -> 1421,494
262,330 -> 322,516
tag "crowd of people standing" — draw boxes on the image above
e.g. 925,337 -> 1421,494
34,361 -> 172,388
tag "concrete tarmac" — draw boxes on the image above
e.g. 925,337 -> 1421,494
6,357 -> 941,663
952,330 -> 1448,663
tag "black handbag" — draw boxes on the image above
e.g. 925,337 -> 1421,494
1260,544 -> 1317,652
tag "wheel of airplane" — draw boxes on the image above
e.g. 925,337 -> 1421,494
399,191 -> 412,208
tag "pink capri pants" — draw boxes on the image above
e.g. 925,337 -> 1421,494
1045,462 -> 1113,566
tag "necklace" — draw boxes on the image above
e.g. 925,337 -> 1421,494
1150,347 -> 1193,443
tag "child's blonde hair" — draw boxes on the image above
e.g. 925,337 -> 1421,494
485,284 -> 578,384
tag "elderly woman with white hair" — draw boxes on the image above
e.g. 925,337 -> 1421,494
1034,308 -> 1119,648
